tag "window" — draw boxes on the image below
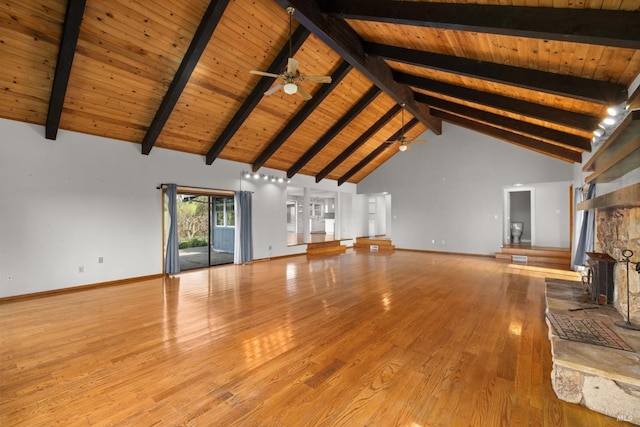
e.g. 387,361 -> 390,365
225,197 -> 235,226
214,196 -> 235,227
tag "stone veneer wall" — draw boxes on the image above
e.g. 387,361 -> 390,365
594,206 -> 640,324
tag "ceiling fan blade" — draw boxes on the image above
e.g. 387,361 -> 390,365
296,84 -> 312,100
264,82 -> 284,96
287,57 -> 299,75
297,75 -> 332,83
411,139 -> 428,144
250,70 -> 282,79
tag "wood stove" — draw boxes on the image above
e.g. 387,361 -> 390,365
586,252 -> 616,304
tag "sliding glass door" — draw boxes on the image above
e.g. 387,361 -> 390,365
176,193 -> 234,270
211,196 -> 234,265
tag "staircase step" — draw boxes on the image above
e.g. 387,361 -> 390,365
496,245 -> 572,270
354,237 -> 395,251
499,246 -> 570,258
496,253 -> 570,266
306,241 -> 346,256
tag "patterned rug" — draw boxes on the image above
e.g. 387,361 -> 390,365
547,312 -> 634,352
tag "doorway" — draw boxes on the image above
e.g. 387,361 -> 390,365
175,193 -> 235,270
503,187 -> 535,246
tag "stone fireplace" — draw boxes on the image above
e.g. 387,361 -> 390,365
544,204 -> 640,423
594,206 -> 640,325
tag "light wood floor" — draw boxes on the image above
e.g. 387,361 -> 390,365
0,251 -> 630,426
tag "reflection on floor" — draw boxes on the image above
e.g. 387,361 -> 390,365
287,233 -> 335,246
179,246 -> 233,270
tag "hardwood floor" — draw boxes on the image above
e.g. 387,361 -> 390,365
0,251 -> 630,426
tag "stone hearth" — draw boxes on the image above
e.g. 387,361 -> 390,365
545,279 -> 640,424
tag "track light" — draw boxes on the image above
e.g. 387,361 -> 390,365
244,169 -> 287,184
607,102 -> 627,117
607,106 -> 621,116
593,128 -> 605,137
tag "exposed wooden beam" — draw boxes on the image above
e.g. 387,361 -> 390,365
45,0 -> 86,140
431,109 -> 582,163
367,43 -> 627,105
338,118 -> 420,185
251,61 -> 353,172
396,72 -> 599,133
323,0 -> 640,49
416,94 -> 591,152
205,26 -> 310,165
287,86 -> 382,178
271,0 -> 442,135
316,104 -> 401,182
141,0 -> 230,155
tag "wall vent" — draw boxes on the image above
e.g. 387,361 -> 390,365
512,255 -> 528,263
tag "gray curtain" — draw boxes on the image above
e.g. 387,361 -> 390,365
573,183 -> 595,268
234,191 -> 253,264
165,184 -> 180,275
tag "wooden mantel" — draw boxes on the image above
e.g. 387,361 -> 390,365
577,182 -> 640,211
583,110 -> 640,184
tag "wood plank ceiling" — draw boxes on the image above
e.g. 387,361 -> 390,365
1,0 -> 639,184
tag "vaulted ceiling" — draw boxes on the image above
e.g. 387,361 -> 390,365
2,0 -> 639,184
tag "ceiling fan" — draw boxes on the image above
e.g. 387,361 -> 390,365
385,104 -> 427,151
249,7 -> 331,100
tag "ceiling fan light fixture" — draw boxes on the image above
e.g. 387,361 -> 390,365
399,144 -> 408,152
283,82 -> 297,95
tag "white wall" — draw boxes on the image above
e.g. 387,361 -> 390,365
0,119 -> 356,297
357,122 -> 574,255
532,181 -> 572,248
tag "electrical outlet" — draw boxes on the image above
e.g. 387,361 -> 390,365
79,266 -> 84,273
98,257 -> 104,264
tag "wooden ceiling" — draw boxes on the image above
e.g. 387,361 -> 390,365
2,0 -> 639,184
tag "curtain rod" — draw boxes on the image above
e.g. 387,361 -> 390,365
156,183 -> 252,194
